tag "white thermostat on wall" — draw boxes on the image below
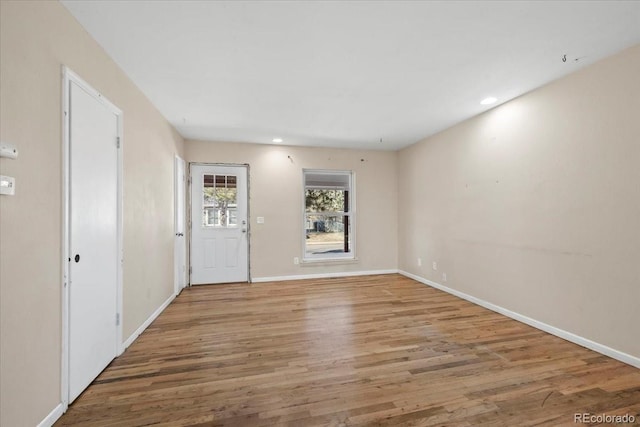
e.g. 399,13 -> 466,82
0,176 -> 15,196
0,142 -> 18,159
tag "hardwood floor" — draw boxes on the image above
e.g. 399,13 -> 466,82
56,274 -> 640,426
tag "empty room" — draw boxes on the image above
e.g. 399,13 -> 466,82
1,1 -> 639,426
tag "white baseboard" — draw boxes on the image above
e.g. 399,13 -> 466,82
37,402 -> 65,427
252,269 -> 398,283
122,293 -> 176,351
399,270 -> 640,369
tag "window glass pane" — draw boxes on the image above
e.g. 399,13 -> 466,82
305,214 -> 351,256
203,207 -> 218,226
203,174 -> 238,227
228,208 -> 237,226
305,189 -> 345,213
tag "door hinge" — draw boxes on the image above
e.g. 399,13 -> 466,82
116,137 -> 120,149
189,266 -> 192,274
116,312 -> 120,326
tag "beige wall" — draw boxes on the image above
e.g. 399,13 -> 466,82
186,141 -> 398,279
398,45 -> 640,359
0,1 -> 184,426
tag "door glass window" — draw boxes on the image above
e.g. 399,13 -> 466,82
203,174 -> 237,227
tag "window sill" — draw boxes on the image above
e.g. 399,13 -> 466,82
301,257 -> 359,266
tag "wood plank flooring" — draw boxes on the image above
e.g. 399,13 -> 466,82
55,274 -> 640,426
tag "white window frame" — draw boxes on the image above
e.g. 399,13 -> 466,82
302,169 -> 355,262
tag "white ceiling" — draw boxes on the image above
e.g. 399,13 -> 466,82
61,1 -> 640,151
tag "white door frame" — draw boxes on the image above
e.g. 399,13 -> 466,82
174,155 -> 187,295
188,162 -> 251,285
61,66 -> 124,409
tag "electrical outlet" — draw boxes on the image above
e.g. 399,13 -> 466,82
442,273 -> 447,282
417,257 -> 422,267
432,261 -> 438,271
293,257 -> 299,265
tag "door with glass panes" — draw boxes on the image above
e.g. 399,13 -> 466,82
190,164 -> 248,284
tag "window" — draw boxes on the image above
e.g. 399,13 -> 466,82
202,174 -> 237,227
303,170 -> 354,260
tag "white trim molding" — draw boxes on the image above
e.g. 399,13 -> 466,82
122,293 -> 176,350
399,270 -> 640,369
37,403 -> 65,427
252,269 -> 398,283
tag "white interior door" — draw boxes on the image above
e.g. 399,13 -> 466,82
174,155 -> 187,293
68,80 -> 120,402
190,164 -> 248,284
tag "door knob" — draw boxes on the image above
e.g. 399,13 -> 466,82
74,254 -> 80,263
176,233 -> 184,237
241,228 -> 247,233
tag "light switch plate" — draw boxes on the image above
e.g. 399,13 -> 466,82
256,216 -> 265,224
0,175 -> 16,195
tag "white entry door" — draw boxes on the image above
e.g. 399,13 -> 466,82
68,78 -> 120,402
190,164 -> 248,284
174,155 -> 187,294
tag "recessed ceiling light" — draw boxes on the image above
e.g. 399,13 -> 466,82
272,138 -> 283,143
480,97 -> 497,105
